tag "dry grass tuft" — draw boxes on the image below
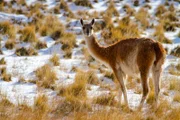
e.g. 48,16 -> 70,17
169,78 -> 180,91
5,39 -> 15,49
75,0 -> 93,8
0,67 -> 11,82
146,90 -> 155,104
65,71 -> 87,98
163,107 -> 180,120
123,4 -> 135,16
102,16 -> 140,43
171,46 -> 180,57
34,94 -> 48,113
161,12 -> 179,31
35,64 -> 57,89
60,0 -> 75,18
178,31 -> 180,37
15,47 -> 38,56
155,4 -> 167,17
168,67 -> 180,76
169,3 -> 175,12
135,8 -> 150,29
51,97 -> 91,116
173,92 -> 180,102
35,40 -> 47,50
93,92 -> 118,106
0,21 -> 15,38
105,1 -> 119,17
153,23 -> 172,43
39,15 -> 65,39
155,100 -> 171,118
20,26 -> 37,43
56,32 -> 76,58
86,70 -> 99,85
50,54 -> 60,66
0,57 -> 6,65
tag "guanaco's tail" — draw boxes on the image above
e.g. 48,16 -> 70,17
153,42 -> 166,66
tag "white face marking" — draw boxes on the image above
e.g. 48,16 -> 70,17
82,25 -> 93,37
80,19 -> 95,37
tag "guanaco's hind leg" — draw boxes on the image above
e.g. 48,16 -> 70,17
152,65 -> 162,108
139,68 -> 150,109
113,68 -> 129,108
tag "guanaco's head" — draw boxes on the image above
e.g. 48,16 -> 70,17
80,19 -> 95,37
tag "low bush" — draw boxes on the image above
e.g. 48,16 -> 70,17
35,64 -> 57,89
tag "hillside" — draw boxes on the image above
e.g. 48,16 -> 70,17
0,0 -> 180,119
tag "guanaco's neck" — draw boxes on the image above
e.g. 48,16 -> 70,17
84,35 -> 109,63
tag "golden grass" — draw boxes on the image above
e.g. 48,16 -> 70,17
50,54 -> 60,66
0,57 -> 6,65
173,92 -> 180,102
171,46 -> 180,57
20,26 -> 37,43
169,78 -> 180,91
29,3 -> 46,14
0,93 -> 180,120
123,4 -> 135,16
34,94 -> 48,113
60,0 -> 75,18
169,3 -> 175,12
155,4 -> 167,17
0,1 -> 4,11
74,0 -> 93,8
53,5 -> 60,14
102,16 -> 140,43
56,32 -> 76,58
35,40 -> 47,50
101,69 -> 114,80
146,90 -> 155,104
158,11 -> 179,32
5,39 -> 15,50
0,67 -> 11,82
0,67 -> 6,75
35,64 -> 57,89
86,70 -> 99,85
73,109 -> 143,120
0,94 -> 49,120
178,31 -> 180,37
135,7 -> 150,29
2,73 -> 11,82
15,47 -> 38,56
0,21 -> 15,38
66,71 -> 87,98
169,67 -> 180,76
54,70 -> 91,115
105,1 -> 119,17
51,97 -> 91,117
39,15 -> 65,38
93,92 -> 118,106
51,28 -> 65,40
153,23 -> 172,43
155,100 -> 171,118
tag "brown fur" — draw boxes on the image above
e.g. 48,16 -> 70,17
81,19 -> 166,109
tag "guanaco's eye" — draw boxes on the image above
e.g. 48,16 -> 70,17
83,27 -> 85,29
91,27 -> 93,29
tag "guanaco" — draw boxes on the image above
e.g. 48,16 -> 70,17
80,19 -> 166,109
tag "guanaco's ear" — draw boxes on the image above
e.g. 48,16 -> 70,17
80,19 -> 84,26
91,18 -> 95,26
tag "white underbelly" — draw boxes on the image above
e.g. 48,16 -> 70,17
120,62 -> 140,78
